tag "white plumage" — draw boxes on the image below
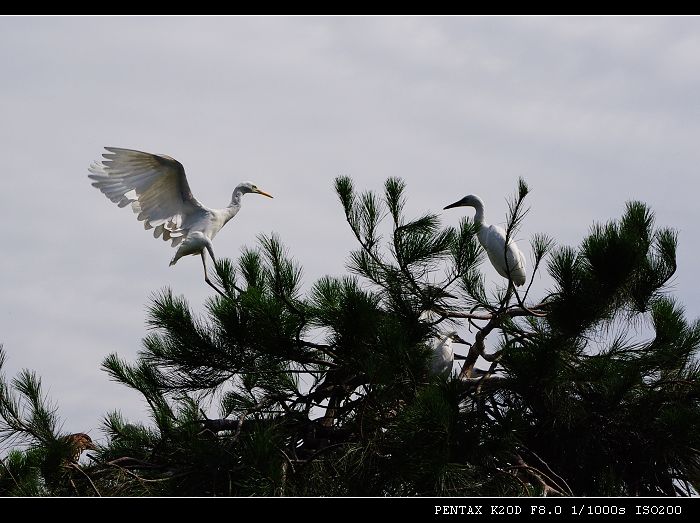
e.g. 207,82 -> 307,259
444,194 -> 526,287
420,311 -> 456,377
88,147 -> 273,296
430,332 -> 455,377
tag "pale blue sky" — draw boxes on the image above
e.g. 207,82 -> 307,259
1,16 -> 699,438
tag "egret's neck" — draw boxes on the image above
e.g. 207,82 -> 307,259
224,188 -> 244,223
471,197 -> 485,225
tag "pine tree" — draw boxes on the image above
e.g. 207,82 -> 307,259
0,347 -> 100,496
1,177 -> 698,496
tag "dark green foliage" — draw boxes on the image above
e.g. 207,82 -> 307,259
1,178 -> 698,497
0,348 -> 101,496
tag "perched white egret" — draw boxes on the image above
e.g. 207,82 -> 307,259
444,194 -> 526,286
430,331 -> 456,377
420,311 -> 456,377
88,147 -> 273,296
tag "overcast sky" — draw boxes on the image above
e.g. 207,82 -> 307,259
1,16 -> 699,439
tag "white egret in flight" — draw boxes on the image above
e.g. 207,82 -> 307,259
444,194 -> 526,286
88,147 -> 273,296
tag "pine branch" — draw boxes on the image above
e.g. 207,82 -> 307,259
0,456 -> 29,496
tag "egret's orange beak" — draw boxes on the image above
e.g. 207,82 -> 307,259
255,188 -> 274,199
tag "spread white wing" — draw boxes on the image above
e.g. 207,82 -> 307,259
88,147 -> 206,247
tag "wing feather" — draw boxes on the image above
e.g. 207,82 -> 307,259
89,147 -> 205,245
481,225 -> 527,286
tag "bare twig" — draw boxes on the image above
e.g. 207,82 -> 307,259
519,447 -> 573,496
68,462 -> 101,497
507,455 -> 567,496
69,476 -> 80,496
106,456 -> 165,469
441,303 -> 547,321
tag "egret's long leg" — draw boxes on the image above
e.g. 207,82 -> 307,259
201,251 -> 226,298
206,244 -> 246,295
505,281 -> 514,304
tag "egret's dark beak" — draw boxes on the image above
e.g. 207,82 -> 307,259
443,200 -> 463,210
256,189 -> 274,199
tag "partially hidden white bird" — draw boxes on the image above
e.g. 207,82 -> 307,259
444,194 -> 527,287
420,311 -> 456,377
88,147 -> 273,296
430,332 -> 456,377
